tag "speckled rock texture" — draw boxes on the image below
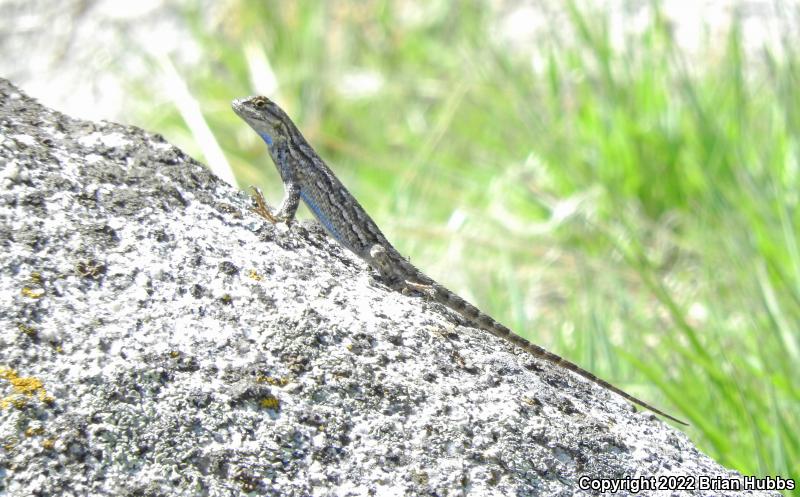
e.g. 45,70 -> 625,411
0,79 -> 781,497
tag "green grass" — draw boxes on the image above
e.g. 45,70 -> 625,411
131,0 -> 799,488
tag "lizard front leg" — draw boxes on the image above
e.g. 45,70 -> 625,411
250,182 -> 300,224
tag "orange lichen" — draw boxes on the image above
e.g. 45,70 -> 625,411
3,437 -> 18,451
256,375 -> 289,387
0,367 -> 54,409
17,324 -> 37,337
25,426 -> 44,437
20,287 -> 45,299
259,395 -> 280,410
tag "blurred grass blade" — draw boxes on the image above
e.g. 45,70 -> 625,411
157,54 -> 236,186
756,260 -> 800,362
244,40 -> 279,97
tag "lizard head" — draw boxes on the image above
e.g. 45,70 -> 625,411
232,95 -> 291,148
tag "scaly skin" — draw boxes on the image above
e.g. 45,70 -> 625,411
233,95 -> 687,426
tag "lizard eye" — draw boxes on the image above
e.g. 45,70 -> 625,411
253,97 -> 266,109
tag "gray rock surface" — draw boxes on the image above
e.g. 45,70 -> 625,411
0,78 -> 782,496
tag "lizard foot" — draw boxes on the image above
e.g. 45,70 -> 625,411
250,186 -> 285,223
404,280 -> 437,298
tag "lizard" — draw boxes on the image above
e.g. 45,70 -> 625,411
232,94 -> 688,426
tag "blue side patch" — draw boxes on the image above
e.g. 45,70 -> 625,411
258,131 -> 273,146
300,190 -> 345,246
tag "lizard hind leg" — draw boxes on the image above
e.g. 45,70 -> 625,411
368,244 -> 404,289
368,244 -> 432,295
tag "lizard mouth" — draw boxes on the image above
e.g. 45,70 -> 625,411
230,98 -> 248,116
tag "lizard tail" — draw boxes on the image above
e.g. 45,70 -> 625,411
433,285 -> 689,426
